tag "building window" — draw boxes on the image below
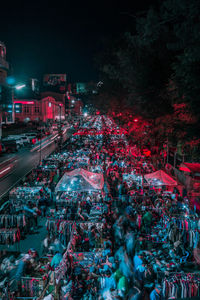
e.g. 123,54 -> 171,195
24,105 -> 30,114
35,106 -> 40,113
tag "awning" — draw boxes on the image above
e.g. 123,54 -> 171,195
179,162 -> 200,175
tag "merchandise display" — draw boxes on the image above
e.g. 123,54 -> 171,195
0,115 -> 199,300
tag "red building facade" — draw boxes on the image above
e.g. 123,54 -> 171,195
14,96 -> 65,123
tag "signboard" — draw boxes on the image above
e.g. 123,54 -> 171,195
43,74 -> 66,87
43,74 -> 67,94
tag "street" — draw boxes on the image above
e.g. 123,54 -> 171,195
0,127 -> 72,199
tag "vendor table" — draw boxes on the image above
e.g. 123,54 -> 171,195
19,276 -> 46,298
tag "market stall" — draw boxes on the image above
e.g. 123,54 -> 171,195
144,170 -> 178,188
9,186 -> 42,209
123,172 -> 143,188
55,168 -> 104,193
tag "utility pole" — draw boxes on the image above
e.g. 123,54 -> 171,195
39,126 -> 42,164
58,104 -> 63,153
166,137 -> 169,164
174,152 -> 177,168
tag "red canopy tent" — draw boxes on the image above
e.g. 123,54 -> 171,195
144,170 -> 177,186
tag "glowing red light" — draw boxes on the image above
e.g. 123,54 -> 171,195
14,100 -> 34,105
134,118 -> 138,122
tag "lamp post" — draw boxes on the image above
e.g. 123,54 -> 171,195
39,126 -> 42,164
59,104 -> 62,131
58,103 -> 63,152
13,84 -> 26,121
0,83 -> 26,139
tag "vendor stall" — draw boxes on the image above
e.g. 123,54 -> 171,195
55,168 -> 104,193
144,170 -> 177,187
123,172 -> 143,188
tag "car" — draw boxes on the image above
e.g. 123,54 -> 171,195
6,135 -> 25,148
19,135 -> 30,144
22,133 -> 38,144
1,139 -> 18,153
22,132 -> 37,138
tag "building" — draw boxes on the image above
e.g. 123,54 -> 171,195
41,91 -> 65,105
76,82 -> 87,94
66,96 -> 83,116
14,96 -> 65,124
0,41 -> 13,137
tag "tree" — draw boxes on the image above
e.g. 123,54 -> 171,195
94,0 -> 200,158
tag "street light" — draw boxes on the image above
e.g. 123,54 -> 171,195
0,82 -> 26,139
58,103 -> 63,152
13,83 -> 26,124
15,84 -> 26,90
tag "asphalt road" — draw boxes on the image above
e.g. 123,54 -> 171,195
0,128 -> 73,199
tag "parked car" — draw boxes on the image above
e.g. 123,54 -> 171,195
19,135 -> 31,145
6,136 -> 25,148
21,133 -> 37,144
1,139 -> 18,153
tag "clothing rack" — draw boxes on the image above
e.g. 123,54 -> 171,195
46,219 -> 73,247
162,272 -> 200,299
165,272 -> 200,275
0,228 -> 20,244
0,214 -> 26,229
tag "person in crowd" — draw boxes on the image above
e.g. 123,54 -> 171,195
133,252 -> 143,273
142,210 -> 153,234
149,284 -> 162,300
42,234 -> 51,255
50,251 -> 63,270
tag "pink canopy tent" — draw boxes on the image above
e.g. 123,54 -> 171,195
144,170 -> 177,186
55,168 -> 104,192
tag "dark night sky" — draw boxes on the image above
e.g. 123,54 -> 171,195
0,0 -> 156,83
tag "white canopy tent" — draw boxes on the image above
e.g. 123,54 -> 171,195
55,168 -> 104,192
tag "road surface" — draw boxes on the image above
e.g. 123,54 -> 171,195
0,127 -> 73,199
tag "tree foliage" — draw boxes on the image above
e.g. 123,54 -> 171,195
94,0 -> 200,156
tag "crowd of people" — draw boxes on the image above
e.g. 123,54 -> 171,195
0,115 -> 199,300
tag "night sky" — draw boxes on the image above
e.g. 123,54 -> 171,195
0,0 -> 156,83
